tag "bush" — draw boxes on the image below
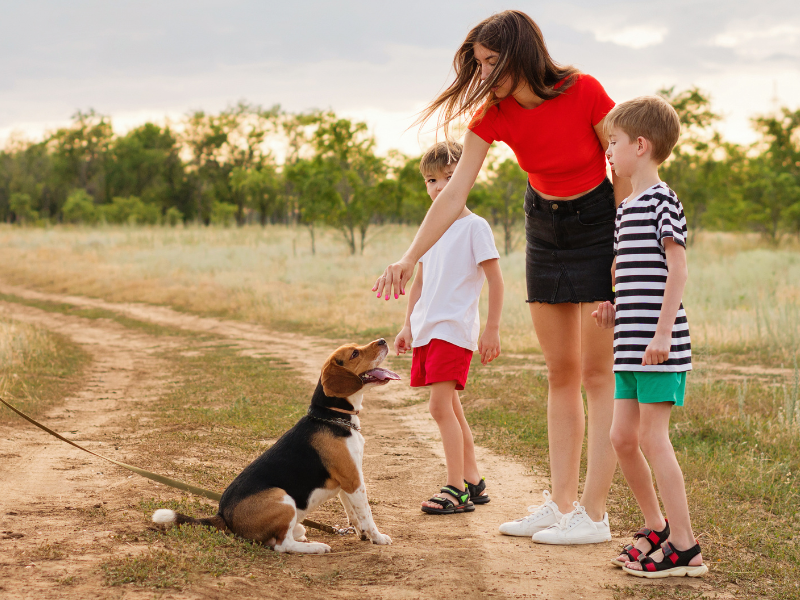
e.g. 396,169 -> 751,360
210,201 -> 237,226
100,196 -> 160,225
62,189 -> 98,224
164,206 -> 184,227
9,193 -> 38,225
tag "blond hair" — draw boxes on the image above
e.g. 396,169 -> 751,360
419,141 -> 463,176
604,96 -> 681,164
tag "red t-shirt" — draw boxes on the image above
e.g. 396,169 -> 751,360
469,73 -> 614,197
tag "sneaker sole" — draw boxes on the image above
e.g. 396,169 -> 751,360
532,534 -> 612,545
498,524 -> 554,537
623,564 -> 708,578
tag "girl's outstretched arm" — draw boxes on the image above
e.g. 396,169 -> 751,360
373,131 -> 490,300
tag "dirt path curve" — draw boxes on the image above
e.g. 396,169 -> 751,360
0,300 -> 179,599
0,282 -> 724,599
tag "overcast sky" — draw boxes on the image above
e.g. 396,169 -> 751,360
1,0 -> 799,155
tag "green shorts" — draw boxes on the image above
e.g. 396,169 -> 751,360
614,371 -> 687,406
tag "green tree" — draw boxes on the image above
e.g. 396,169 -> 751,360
106,122 -> 186,217
47,110 -> 113,206
308,114 -> 387,254
183,102 -> 281,224
229,165 -> 284,225
472,157 -> 526,255
746,107 -> 800,240
62,189 -> 98,224
9,192 -> 38,224
658,87 -> 730,236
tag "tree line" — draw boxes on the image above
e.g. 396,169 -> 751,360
1,88 -> 799,253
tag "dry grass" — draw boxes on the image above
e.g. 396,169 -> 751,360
1,225 -> 798,361
0,316 -> 89,422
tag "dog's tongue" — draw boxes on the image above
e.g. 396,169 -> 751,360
363,368 -> 400,381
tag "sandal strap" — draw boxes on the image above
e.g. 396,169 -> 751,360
632,521 -> 670,553
621,544 -> 644,562
427,495 -> 456,510
639,541 -> 702,572
440,485 -> 469,505
464,477 -> 486,498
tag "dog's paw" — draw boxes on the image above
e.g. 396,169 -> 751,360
370,532 -> 392,545
307,542 -> 332,554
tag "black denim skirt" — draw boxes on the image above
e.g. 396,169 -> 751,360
524,178 -> 616,304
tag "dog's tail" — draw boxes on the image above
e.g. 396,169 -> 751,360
152,509 -> 229,532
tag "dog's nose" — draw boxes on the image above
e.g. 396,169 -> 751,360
376,339 -> 387,346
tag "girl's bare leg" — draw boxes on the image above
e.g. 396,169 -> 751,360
578,301 -> 617,521
530,302 -> 584,515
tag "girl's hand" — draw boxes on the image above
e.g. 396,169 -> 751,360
394,326 -> 412,355
373,258 -> 415,301
642,333 -> 671,365
591,301 -> 615,329
478,328 -> 501,365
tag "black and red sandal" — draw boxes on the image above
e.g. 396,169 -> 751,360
623,540 -> 708,578
610,520 -> 670,567
464,477 -> 490,505
421,485 -> 475,515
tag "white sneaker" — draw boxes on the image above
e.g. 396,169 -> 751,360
531,502 -> 612,545
498,490 -> 563,537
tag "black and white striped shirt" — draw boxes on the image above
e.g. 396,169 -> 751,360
613,182 -> 691,372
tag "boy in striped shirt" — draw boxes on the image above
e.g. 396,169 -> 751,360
592,96 -> 707,578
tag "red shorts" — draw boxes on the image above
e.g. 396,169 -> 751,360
410,339 -> 473,391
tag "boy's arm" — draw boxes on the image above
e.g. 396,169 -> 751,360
642,239 -> 688,365
394,264 -> 423,355
478,258 -> 504,365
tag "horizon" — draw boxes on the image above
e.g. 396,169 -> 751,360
2,1 -> 799,155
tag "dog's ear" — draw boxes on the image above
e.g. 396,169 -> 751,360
321,361 -> 364,398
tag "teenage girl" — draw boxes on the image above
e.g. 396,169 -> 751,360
374,10 -> 631,544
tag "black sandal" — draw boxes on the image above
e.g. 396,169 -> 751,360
610,520 -> 670,567
623,541 -> 708,578
421,485 -> 475,515
464,477 -> 490,505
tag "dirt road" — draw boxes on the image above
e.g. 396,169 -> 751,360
0,283 -> 726,599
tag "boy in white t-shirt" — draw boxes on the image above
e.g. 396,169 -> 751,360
394,141 -> 504,515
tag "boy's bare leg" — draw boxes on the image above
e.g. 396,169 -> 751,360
610,398 -> 667,560
530,303 -> 584,514
422,380 -> 465,509
579,302 -> 617,521
626,402 -> 703,569
452,389 -> 481,484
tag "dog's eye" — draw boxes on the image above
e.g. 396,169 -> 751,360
350,349 -> 359,359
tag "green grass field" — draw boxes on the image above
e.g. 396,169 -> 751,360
0,224 -> 798,598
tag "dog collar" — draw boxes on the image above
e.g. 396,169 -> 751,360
327,406 -> 359,415
307,408 -> 361,433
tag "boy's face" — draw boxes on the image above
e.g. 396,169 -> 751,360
424,164 -> 456,201
605,127 -> 640,179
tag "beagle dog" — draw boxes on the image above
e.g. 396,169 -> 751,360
152,339 -> 399,554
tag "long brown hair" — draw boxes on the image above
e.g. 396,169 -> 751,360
417,10 -> 579,140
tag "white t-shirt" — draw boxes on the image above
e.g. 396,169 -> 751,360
410,213 -> 500,351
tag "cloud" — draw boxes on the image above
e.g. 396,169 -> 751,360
1,1 -> 799,151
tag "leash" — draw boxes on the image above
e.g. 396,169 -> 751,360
0,397 -> 353,536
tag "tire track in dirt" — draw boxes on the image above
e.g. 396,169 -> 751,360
0,301 -> 179,599
0,282 -> 728,599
